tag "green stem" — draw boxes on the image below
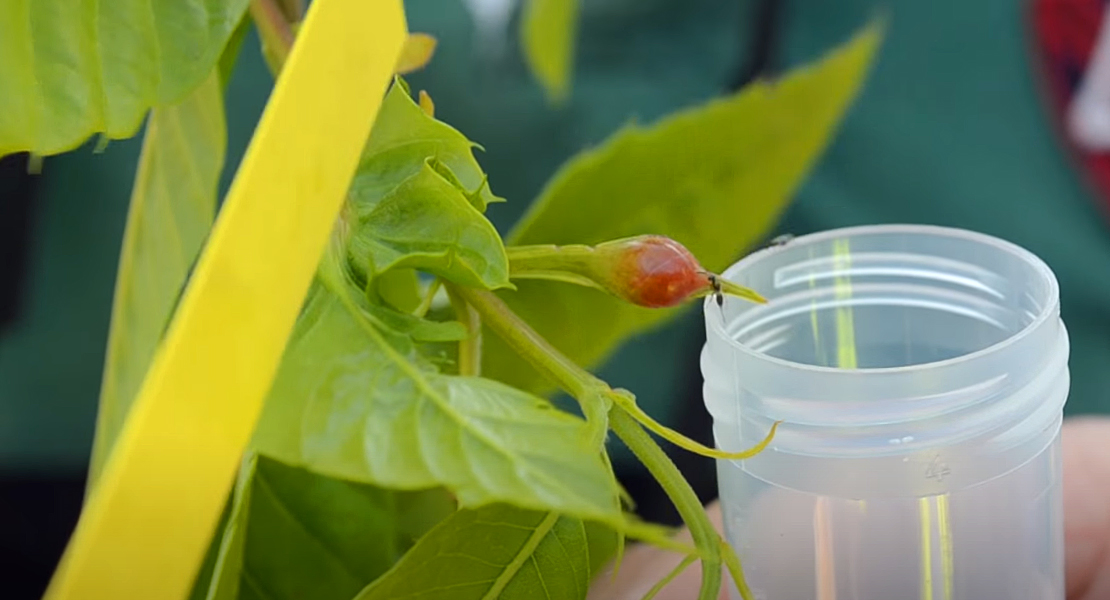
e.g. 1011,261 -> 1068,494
609,409 -> 725,600
639,552 -> 697,598
413,278 -> 442,318
249,0 -> 294,74
720,537 -> 755,600
445,285 -> 482,377
453,284 -> 776,461
452,285 -> 744,600
612,390 -> 781,461
448,285 -> 594,399
642,553 -> 698,600
506,243 -> 606,289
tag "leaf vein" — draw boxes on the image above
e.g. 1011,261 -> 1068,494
390,580 -> 497,600
550,521 -> 584,598
431,552 -> 506,569
481,512 -> 559,600
532,554 -> 552,600
334,288 -> 607,516
241,568 -> 280,600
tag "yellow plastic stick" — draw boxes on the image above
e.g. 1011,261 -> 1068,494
43,2 -> 407,599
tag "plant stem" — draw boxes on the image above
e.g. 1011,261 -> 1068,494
614,391 -> 781,461
453,286 -> 776,461
445,285 -> 482,376
249,0 -> 294,74
276,0 -> 304,21
448,285 -> 594,399
413,278 -> 442,318
453,285 -> 740,600
608,408 -> 724,600
505,243 -> 605,289
642,553 -> 698,600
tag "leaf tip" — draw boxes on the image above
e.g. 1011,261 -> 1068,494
718,279 -> 768,305
392,75 -> 412,96
841,15 -> 888,74
418,90 -> 435,118
26,154 -> 43,175
520,0 -> 579,105
395,33 -> 438,74
93,134 -> 111,154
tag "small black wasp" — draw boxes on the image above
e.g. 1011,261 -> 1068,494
706,272 -> 726,320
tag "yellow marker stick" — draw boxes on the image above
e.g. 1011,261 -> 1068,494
44,2 -> 407,599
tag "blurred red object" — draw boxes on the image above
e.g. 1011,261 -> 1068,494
1032,0 -> 1110,214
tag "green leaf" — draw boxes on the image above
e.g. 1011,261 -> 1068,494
251,282 -> 623,524
345,81 -> 507,289
583,520 -> 620,577
205,455 -> 456,600
520,0 -> 580,103
353,504 -> 591,600
429,156 -> 499,213
351,81 -> 502,213
347,160 -> 511,289
372,268 -> 423,313
87,71 -> 225,490
395,32 -> 439,75
362,300 -> 468,343
187,492 -> 234,600
206,460 -> 255,600
485,23 -> 883,393
218,12 -> 252,89
0,0 -> 249,155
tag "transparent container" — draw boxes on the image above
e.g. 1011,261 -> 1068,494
701,225 -> 1068,600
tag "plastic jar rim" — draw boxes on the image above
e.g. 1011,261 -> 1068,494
705,223 -> 1061,375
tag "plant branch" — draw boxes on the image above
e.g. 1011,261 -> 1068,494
249,0 -> 295,74
452,286 -> 776,461
608,408 -> 726,600
642,553 -> 698,600
720,536 -> 755,600
413,278 -> 442,318
448,285 -> 595,399
276,0 -> 304,22
445,284 -> 482,377
611,389 -> 780,461
452,284 -> 754,600
448,283 -> 611,448
506,243 -> 605,289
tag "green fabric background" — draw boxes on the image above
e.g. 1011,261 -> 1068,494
2,0 -> 1106,473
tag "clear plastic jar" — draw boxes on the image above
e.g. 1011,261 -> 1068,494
702,225 -> 1068,600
